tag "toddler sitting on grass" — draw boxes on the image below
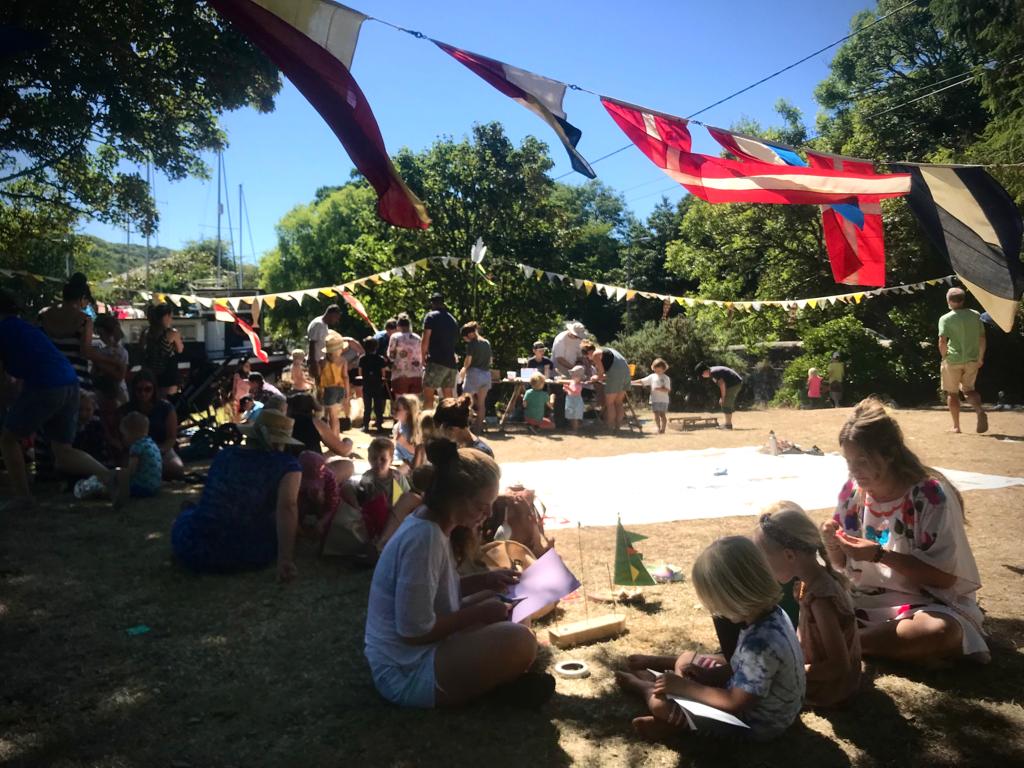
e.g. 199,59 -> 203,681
74,411 -> 162,508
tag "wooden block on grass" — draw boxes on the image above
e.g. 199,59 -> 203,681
548,614 -> 627,649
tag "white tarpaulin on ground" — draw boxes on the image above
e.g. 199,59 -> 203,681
499,446 -> 1024,530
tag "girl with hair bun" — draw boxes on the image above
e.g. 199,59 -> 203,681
364,438 -> 553,709
824,397 -> 988,664
754,501 -> 861,708
432,394 -> 494,457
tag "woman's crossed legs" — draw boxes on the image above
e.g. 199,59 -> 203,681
434,622 -> 537,706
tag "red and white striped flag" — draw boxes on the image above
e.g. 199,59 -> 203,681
214,302 -> 269,362
601,97 -> 910,205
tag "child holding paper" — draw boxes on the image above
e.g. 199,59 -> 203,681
754,501 -> 861,708
617,536 -> 805,741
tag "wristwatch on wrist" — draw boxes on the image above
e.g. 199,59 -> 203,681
872,544 -> 885,563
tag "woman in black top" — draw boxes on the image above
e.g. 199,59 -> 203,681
118,368 -> 185,479
142,304 -> 184,396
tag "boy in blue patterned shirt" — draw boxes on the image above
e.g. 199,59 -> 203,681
616,536 -> 804,741
116,411 -> 162,507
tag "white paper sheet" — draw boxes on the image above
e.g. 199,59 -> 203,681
500,446 -> 1024,529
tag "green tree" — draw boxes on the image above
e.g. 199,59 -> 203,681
930,0 -> 1024,201
262,124 -> 578,365
0,0 -> 280,247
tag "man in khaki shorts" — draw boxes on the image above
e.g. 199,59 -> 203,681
938,287 -> 987,434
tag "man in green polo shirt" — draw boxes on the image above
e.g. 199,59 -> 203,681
938,287 -> 987,434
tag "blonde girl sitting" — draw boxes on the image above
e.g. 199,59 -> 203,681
754,501 -> 861,708
617,536 -> 805,741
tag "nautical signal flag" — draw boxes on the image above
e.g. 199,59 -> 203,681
893,164 -> 1024,332
614,518 -> 655,587
807,151 -> 887,287
601,97 -> 911,206
437,42 -> 595,179
706,126 -> 866,229
214,303 -> 269,363
208,0 -> 430,230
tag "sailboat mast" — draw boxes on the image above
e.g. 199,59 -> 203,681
237,183 -> 243,289
145,159 -> 151,284
216,149 -> 223,287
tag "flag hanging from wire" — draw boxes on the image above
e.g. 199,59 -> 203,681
340,290 -> 377,332
601,97 -> 911,205
437,42 -> 595,178
705,126 -> 865,228
214,302 -> 269,362
807,151 -> 887,287
208,0 -> 430,229
892,164 -> 1024,332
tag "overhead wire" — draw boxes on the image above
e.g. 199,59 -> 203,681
551,0 -> 921,180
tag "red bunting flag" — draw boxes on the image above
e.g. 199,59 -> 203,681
208,0 -> 430,230
340,290 -> 376,332
601,97 -> 910,205
806,151 -> 887,287
214,303 -> 269,363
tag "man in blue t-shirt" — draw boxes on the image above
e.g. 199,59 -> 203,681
420,292 -> 459,409
0,291 -> 115,509
695,362 -> 744,430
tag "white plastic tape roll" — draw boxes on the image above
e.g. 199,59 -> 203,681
554,660 -> 591,679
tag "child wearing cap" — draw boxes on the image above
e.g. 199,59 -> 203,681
525,341 -> 553,379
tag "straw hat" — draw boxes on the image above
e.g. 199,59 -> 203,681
325,330 -> 347,354
237,407 -> 304,447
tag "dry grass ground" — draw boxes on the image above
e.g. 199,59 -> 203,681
2,406 -> 1023,767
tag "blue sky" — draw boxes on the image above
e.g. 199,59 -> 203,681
82,0 -> 874,268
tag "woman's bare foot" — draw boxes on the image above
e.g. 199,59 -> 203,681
632,715 -> 678,742
626,654 -> 676,671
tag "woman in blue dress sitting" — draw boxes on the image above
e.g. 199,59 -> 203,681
171,407 -> 303,581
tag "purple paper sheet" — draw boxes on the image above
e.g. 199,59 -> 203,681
508,548 -> 581,623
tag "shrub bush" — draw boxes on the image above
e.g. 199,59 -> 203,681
772,315 -> 907,407
613,315 -> 744,410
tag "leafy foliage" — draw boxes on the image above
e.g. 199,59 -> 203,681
0,0 -> 280,248
613,315 -> 744,410
260,124 -> 640,365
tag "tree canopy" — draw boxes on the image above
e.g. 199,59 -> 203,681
0,0 -> 280,263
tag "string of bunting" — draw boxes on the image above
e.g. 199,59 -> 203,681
0,268 -> 67,285
140,257 -> 955,316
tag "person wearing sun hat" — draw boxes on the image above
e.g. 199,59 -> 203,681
171,407 -> 304,580
551,320 -> 588,377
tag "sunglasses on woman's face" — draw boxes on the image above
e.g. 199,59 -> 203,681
136,384 -> 154,393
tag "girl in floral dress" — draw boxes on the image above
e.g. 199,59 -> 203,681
823,398 -> 988,664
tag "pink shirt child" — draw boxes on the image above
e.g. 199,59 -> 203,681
563,379 -> 583,397
807,372 -> 822,399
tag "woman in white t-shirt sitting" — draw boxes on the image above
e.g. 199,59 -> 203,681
364,438 -> 554,709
